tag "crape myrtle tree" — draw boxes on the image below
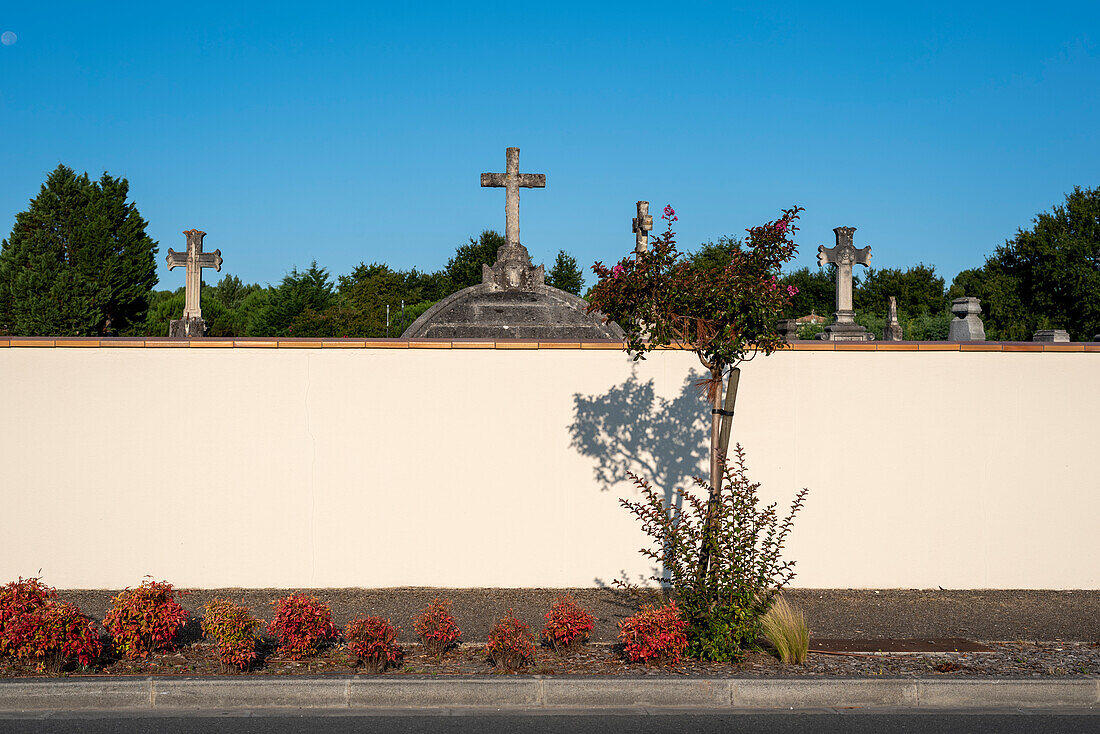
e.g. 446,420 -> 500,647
0,165 -> 158,336
587,204 -> 805,657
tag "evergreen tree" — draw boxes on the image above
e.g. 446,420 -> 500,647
546,250 -> 585,295
689,235 -> 743,270
248,262 -> 335,336
0,165 -> 158,335
444,230 -> 505,290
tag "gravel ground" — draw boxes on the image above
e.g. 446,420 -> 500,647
57,588 -> 1100,643
3,587 -> 1094,679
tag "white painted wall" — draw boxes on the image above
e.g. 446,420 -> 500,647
1,346 -> 1096,589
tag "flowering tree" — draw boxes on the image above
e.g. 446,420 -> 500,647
587,204 -> 803,580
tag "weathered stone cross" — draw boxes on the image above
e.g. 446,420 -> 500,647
480,147 -> 545,248
166,229 -> 222,336
632,201 -> 653,257
817,226 -> 872,340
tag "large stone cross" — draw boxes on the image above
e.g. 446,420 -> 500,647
481,147 -> 545,248
632,201 -> 653,257
166,229 -> 222,336
817,226 -> 872,340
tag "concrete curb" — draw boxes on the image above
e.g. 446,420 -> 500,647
0,677 -> 1096,712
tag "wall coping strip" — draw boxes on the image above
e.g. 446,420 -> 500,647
0,337 -> 1097,353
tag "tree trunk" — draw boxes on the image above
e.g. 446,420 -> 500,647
697,366 -> 740,581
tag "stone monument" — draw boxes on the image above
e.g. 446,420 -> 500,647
166,229 -> 222,338
817,226 -> 873,341
402,148 -> 623,340
883,296 -> 903,341
632,201 -> 653,258
1033,329 -> 1070,342
948,297 -> 986,342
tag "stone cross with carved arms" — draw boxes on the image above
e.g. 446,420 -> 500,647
817,226 -> 873,341
632,201 -> 653,257
480,147 -> 545,248
166,229 -> 222,337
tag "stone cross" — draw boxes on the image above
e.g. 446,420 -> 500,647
632,201 -> 653,257
166,229 -> 222,337
480,147 -> 545,248
817,227 -> 873,341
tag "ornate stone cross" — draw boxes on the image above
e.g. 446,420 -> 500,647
817,226 -> 873,341
166,229 -> 222,337
480,147 -> 545,248
632,201 -> 653,257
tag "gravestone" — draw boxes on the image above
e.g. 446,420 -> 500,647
632,201 -> 653,258
166,229 -> 222,338
402,148 -> 623,340
817,227 -> 873,341
948,297 -> 986,342
883,296 -> 903,341
1033,329 -> 1070,342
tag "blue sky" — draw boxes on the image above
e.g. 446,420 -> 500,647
1,2 -> 1097,291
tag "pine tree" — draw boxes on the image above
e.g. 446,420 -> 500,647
546,250 -> 585,295
0,165 -> 158,335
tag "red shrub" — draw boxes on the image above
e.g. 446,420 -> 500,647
202,599 -> 263,671
9,601 -> 102,673
0,578 -> 54,658
104,580 -> 189,659
618,602 -> 689,665
542,594 -> 594,652
485,609 -> 536,672
268,594 -> 336,659
344,616 -> 403,673
413,598 -> 461,655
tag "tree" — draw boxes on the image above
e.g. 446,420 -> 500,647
588,204 -> 804,660
690,235 -> 743,271
546,250 -> 585,295
444,230 -> 505,291
949,186 -> 1100,341
248,262 -> 336,337
780,266 -> 835,319
854,264 -> 946,316
0,165 -> 158,336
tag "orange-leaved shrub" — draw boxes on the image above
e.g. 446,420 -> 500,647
10,601 -> 102,673
268,594 -> 336,659
413,597 -> 461,655
344,616 -> 403,673
485,608 -> 536,672
0,577 -> 54,658
104,580 -> 189,659
618,602 -> 689,665
0,579 -> 101,673
202,599 -> 263,671
542,594 -> 594,652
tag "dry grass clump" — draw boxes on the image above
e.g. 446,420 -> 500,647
760,595 -> 809,664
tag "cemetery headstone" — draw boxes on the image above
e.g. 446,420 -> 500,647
166,229 -> 222,338
1032,329 -> 1070,342
817,226 -> 873,341
948,297 -> 986,342
632,201 -> 653,258
401,148 -> 623,339
883,296 -> 903,341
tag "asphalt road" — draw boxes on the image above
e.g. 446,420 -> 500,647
0,711 -> 1098,734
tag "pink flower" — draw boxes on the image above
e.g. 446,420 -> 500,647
787,285 -> 799,296
774,219 -> 788,233
612,264 -> 624,278
662,205 -> 677,222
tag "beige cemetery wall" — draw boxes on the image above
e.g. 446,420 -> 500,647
1,340 -> 1097,590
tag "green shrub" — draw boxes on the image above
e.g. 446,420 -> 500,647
619,446 -> 807,662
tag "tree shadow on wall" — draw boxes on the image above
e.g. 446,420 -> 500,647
569,367 -> 709,504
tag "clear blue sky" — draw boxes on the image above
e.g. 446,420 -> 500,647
1,2 -> 1097,291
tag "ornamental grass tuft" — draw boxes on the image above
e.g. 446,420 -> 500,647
760,595 -> 809,665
